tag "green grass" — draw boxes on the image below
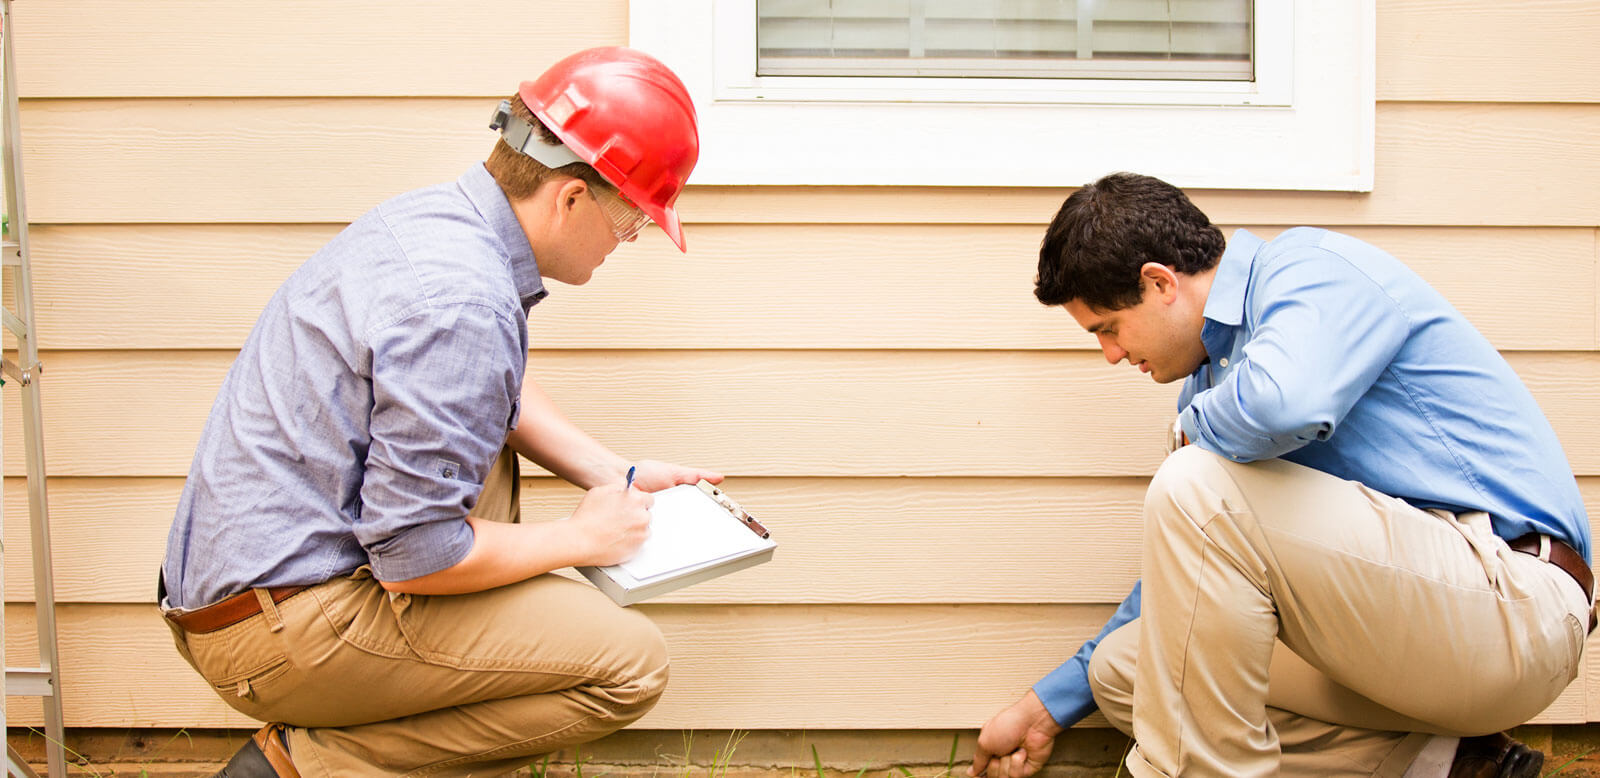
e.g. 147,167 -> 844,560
1544,748 -> 1595,777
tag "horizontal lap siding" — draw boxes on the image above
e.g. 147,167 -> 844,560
8,351 -> 1600,479
12,478 -> 1600,607
11,1 -> 1597,101
10,101 -> 1600,226
0,604 -> 1590,729
15,225 -> 1597,352
5,0 -> 1600,731
0,603 -> 1113,729
1,476 -> 1148,605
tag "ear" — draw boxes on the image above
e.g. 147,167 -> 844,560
1140,262 -> 1181,304
554,178 -> 590,221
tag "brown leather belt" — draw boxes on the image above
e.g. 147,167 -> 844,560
1508,533 -> 1594,602
166,585 -> 310,634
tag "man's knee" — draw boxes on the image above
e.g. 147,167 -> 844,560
603,611 -> 671,724
1144,445 -> 1234,533
1088,626 -> 1138,698
1088,623 -> 1140,734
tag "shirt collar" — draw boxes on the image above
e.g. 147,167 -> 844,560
458,163 -> 548,309
1198,228 -> 1262,361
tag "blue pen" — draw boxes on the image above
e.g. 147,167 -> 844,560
625,465 -> 636,490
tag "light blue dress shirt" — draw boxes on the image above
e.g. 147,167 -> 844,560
1033,227 -> 1590,727
162,164 -> 547,610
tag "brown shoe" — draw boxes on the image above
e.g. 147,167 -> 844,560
1448,732 -> 1543,778
214,723 -> 300,778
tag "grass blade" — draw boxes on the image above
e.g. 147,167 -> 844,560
1544,748 -> 1595,776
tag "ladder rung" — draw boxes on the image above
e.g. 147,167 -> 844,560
5,744 -> 45,778
5,667 -> 56,697
1,303 -> 25,338
1,238 -> 18,266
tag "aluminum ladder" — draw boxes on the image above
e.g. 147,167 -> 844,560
0,2 -> 66,776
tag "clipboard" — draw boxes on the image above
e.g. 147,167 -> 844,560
578,480 -> 776,606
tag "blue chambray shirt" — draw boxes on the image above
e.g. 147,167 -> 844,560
1032,227 -> 1590,727
162,164 -> 547,610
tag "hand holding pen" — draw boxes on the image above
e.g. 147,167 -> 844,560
567,466 -> 653,567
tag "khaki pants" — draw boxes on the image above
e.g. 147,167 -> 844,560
167,447 -> 670,777
1097,447 -> 1590,778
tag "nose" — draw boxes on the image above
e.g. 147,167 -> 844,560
1096,334 -> 1127,365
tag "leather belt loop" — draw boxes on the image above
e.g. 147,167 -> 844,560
166,585 -> 310,634
1508,533 -> 1594,604
254,588 -> 285,633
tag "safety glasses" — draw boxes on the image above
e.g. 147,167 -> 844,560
591,186 -> 651,242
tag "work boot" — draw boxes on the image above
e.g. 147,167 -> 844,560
1447,732 -> 1543,778
215,723 -> 300,778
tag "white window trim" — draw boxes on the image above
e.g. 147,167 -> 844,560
630,0 -> 1375,191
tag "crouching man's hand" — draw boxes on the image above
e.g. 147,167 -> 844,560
568,483 -> 653,567
970,690 -> 1063,778
626,458 -> 724,492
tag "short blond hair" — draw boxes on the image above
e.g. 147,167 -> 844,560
484,94 -> 614,201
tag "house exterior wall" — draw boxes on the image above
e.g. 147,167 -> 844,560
4,0 -> 1599,729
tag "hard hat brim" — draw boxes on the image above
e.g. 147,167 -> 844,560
650,204 -> 687,252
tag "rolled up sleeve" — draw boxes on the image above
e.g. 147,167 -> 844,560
1183,249 -> 1409,463
1033,581 -> 1142,728
357,301 -> 523,582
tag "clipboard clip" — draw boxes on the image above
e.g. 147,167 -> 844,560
697,480 -> 771,539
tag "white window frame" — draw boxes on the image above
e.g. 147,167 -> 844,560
630,0 -> 1375,191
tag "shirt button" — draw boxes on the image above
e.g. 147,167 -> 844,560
1219,358 -> 1230,367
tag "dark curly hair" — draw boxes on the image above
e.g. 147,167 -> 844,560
1035,173 -> 1224,310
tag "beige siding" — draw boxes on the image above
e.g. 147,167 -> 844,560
1377,0 -> 1600,102
19,225 -> 1600,351
12,1 -> 1598,102
3,0 -> 1599,734
13,478 -> 1600,608
2,603 -> 1596,729
10,351 -> 1600,479
2,603 -> 1119,729
13,101 -> 1600,226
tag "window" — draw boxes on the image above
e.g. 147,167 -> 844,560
756,0 -> 1254,82
631,0 -> 1373,190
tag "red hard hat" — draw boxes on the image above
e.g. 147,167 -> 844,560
521,47 -> 699,252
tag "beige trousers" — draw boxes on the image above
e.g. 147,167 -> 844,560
1100,447 -> 1590,778
168,447 -> 670,777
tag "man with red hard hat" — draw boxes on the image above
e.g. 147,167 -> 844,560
161,47 -> 712,777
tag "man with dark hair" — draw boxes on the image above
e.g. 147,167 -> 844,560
971,173 -> 1591,778
162,48 -> 712,777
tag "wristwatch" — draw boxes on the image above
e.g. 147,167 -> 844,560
1166,416 -> 1189,454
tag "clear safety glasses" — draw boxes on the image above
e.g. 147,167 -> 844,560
591,186 -> 651,242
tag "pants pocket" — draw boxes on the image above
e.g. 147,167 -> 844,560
181,617 -> 296,716
312,572 -> 418,660
1562,611 -> 1585,684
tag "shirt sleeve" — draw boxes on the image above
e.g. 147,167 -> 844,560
1181,248 -> 1410,463
1032,581 -> 1142,728
356,302 -> 524,582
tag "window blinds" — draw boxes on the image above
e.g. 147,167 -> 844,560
756,0 -> 1253,80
